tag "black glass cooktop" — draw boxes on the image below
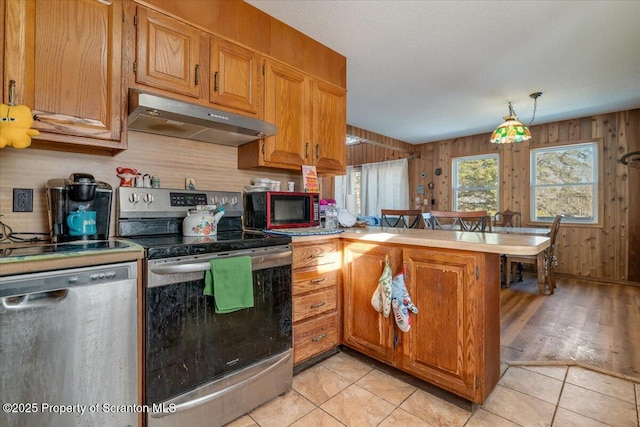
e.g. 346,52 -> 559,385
0,240 -> 130,259
125,231 -> 292,259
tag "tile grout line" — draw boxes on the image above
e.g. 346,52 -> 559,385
548,364 -> 570,426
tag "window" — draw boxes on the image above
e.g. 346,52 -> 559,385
452,154 -> 499,213
530,142 -> 598,224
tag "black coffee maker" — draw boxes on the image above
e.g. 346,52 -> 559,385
46,173 -> 113,243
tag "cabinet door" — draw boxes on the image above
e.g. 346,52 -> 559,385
311,80 -> 346,174
4,0 -> 124,148
135,7 -> 201,98
210,37 -> 260,115
342,242 -> 402,364
262,59 -> 306,168
400,248 -> 478,400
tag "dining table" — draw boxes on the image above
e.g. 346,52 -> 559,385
490,226 -> 551,292
491,226 -> 550,236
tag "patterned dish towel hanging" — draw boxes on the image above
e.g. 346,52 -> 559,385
371,257 -> 393,317
391,269 -> 418,332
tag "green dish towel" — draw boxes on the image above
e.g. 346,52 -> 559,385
204,256 -> 254,313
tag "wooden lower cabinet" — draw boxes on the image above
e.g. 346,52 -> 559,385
342,242 -> 402,364
342,240 -> 501,404
293,312 -> 339,365
292,239 -> 341,365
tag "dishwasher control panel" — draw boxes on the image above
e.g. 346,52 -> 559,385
0,262 -> 138,298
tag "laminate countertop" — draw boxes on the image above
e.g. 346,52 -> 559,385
0,239 -> 144,276
292,227 -> 549,256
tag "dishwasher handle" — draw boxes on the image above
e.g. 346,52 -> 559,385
2,289 -> 69,310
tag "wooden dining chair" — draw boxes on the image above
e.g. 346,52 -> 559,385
381,209 -> 423,228
493,209 -> 522,227
504,215 -> 563,294
429,210 -> 491,232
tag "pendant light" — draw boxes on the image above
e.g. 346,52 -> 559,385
490,92 -> 542,144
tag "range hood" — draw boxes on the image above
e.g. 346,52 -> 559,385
128,89 -> 276,146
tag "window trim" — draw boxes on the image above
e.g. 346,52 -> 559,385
451,153 -> 500,213
526,139 -> 604,228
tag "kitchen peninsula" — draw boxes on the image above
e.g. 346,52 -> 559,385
292,228 -> 549,404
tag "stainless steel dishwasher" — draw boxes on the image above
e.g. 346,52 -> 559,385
0,262 -> 138,427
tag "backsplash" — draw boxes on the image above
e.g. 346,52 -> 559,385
0,132 -> 302,238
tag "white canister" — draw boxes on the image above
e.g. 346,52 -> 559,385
288,182 -> 295,192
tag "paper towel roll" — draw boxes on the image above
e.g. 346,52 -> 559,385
346,193 -> 357,215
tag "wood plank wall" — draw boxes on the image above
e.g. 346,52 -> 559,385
346,109 -> 640,282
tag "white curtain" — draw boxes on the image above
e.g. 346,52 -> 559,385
333,165 -> 355,209
361,158 -> 409,217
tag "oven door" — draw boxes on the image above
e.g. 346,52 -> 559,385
144,245 -> 292,426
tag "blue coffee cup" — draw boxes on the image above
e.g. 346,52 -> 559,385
67,210 -> 97,236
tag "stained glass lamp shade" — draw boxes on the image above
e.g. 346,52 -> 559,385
490,102 -> 531,144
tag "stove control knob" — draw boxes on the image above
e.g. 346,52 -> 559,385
230,196 -> 238,205
220,196 -> 228,205
143,193 -> 154,204
211,196 -> 218,204
129,193 -> 139,204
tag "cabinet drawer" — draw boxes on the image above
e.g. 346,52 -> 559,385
293,241 -> 340,269
293,287 -> 336,322
293,312 -> 339,365
293,268 -> 339,296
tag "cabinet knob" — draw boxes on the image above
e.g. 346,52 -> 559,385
310,301 -> 326,309
195,64 -> 200,86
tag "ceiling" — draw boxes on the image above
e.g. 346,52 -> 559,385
245,0 -> 640,144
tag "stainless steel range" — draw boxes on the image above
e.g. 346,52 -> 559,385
117,187 -> 293,427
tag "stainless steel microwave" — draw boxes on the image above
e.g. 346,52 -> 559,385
244,191 -> 320,229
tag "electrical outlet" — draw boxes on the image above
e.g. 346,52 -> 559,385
13,188 -> 33,212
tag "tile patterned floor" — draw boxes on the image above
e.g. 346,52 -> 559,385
225,351 -> 640,427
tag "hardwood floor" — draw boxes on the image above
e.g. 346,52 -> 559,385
500,273 -> 640,380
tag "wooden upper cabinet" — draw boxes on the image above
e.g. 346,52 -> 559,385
238,58 -> 346,173
3,0 -> 125,149
135,7 -> 202,98
209,37 -> 260,115
311,80 -> 347,174
261,59 -> 307,168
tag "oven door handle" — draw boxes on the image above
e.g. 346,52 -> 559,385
150,262 -> 212,275
150,248 -> 292,275
149,351 -> 292,418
